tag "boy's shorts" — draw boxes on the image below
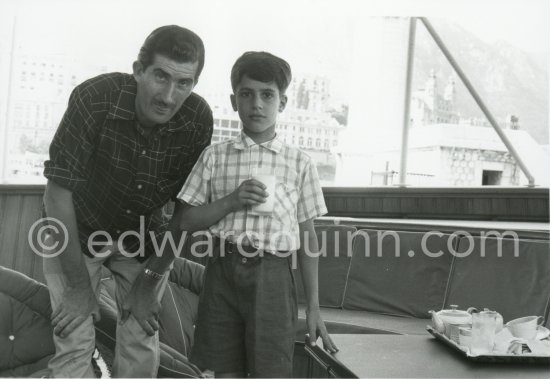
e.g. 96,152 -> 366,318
190,240 -> 298,377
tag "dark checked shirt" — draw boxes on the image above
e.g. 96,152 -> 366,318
44,72 -> 213,260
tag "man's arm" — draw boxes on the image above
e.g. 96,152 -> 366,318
43,180 -> 99,338
120,178 -> 268,335
298,218 -> 338,353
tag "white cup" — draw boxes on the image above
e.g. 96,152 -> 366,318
506,316 -> 544,340
458,327 -> 472,348
249,172 -> 276,215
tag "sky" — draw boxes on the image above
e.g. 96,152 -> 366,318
0,0 -> 548,185
1,0 -> 548,106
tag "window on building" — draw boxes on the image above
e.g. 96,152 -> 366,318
482,170 -> 503,185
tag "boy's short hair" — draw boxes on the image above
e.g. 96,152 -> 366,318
231,51 -> 292,94
138,25 -> 205,82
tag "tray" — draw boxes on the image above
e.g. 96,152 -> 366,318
427,325 -> 550,363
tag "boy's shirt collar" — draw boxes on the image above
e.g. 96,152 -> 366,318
233,130 -> 283,154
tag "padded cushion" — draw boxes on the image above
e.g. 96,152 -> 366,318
297,225 -> 357,307
0,266 -> 54,374
0,355 -> 53,377
445,237 -> 550,323
160,258 -> 204,356
158,342 -> 203,378
343,230 -> 454,317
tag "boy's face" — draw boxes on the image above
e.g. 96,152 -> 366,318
133,54 -> 198,128
231,75 -> 287,143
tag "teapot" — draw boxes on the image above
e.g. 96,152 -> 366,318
429,305 -> 475,339
482,308 -> 504,332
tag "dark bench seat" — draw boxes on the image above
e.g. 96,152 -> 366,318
296,221 -> 550,338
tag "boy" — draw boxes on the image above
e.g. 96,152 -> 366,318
172,51 -> 337,377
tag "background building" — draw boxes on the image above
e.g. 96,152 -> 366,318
410,70 -> 460,126
2,53 -> 108,182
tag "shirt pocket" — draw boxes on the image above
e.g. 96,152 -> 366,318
273,182 -> 299,225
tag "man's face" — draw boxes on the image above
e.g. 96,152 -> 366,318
133,54 -> 198,128
230,75 -> 287,143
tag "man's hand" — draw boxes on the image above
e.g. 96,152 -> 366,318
120,273 -> 162,336
230,179 -> 268,211
51,286 -> 100,338
306,306 -> 339,353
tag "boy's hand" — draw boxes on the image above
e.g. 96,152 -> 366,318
306,306 -> 339,353
230,179 -> 268,211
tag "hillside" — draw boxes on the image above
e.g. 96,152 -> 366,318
412,20 -> 548,143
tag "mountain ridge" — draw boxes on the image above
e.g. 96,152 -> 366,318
412,20 -> 548,143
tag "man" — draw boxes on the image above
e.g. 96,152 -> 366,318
42,25 -> 212,378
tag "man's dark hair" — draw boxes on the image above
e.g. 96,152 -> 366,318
138,25 -> 205,82
231,51 -> 292,94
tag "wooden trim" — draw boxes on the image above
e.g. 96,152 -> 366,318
0,184 -> 45,195
323,187 -> 549,222
0,185 -> 548,221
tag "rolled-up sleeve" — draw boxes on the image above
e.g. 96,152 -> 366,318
43,86 -> 99,192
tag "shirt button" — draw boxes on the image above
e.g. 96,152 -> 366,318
126,209 -> 131,214
241,257 -> 247,264
9,335 -> 14,341
137,184 -> 143,190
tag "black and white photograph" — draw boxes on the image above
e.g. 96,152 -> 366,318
0,0 -> 549,377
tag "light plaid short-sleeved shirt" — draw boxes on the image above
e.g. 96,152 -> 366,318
177,131 -> 327,251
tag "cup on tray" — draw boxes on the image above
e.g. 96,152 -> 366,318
458,327 -> 472,348
506,316 -> 544,340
